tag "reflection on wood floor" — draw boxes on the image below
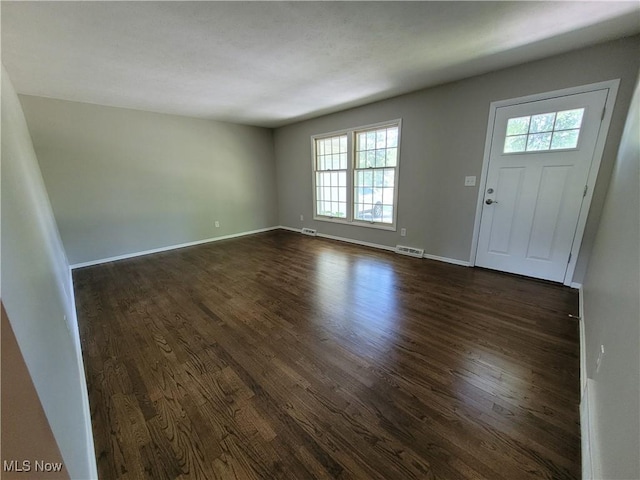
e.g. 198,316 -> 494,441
74,230 -> 580,480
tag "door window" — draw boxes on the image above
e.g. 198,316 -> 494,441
503,108 -> 585,153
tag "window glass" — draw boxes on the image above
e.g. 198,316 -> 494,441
313,122 -> 401,229
503,108 -> 584,153
314,134 -> 348,218
353,125 -> 399,225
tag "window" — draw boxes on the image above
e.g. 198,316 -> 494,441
313,120 -> 401,230
354,125 -> 398,224
314,134 -> 348,218
503,108 -> 585,153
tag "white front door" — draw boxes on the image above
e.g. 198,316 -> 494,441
475,89 -> 609,282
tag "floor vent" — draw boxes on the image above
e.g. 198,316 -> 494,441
301,228 -> 317,236
395,245 -> 424,258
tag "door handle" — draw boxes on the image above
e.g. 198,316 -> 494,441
485,199 -> 498,205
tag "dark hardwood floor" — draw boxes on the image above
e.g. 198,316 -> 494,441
74,230 -> 580,480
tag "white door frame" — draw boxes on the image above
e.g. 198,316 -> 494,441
469,79 -> 620,286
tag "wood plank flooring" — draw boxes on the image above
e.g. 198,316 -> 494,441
74,230 -> 580,480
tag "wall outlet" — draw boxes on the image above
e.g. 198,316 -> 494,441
596,344 -> 605,373
400,228 -> 407,237
215,221 -> 220,228
464,176 -> 477,187
300,214 -> 304,221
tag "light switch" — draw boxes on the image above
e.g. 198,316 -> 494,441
465,176 -> 477,187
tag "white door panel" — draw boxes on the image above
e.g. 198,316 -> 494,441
476,89 -> 608,282
487,167 -> 524,254
527,165 -> 572,261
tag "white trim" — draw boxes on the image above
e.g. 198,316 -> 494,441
578,285 -> 586,397
581,379 -> 593,480
564,80 -> 619,286
67,270 -> 81,354
312,129 -> 351,224
423,253 -> 470,267
75,321 -> 98,479
481,79 -> 621,110
313,215 -> 397,232
65,269 -> 98,478
281,225 -> 398,252
578,286 -> 602,480
469,96 -> 498,267
570,281 -> 582,290
580,317 -> 587,399
70,226 -> 280,269
279,225 -> 301,233
280,226 -> 470,266
316,232 -> 396,252
581,378 -> 602,480
470,79 -> 620,285
311,119 -> 402,232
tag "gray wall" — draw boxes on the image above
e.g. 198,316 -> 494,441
1,66 -> 97,479
19,96 -> 278,265
582,77 -> 639,479
274,36 -> 640,282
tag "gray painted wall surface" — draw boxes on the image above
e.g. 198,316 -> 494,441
19,96 -> 278,265
1,66 -> 96,479
274,36 -> 640,282
582,77 -> 639,479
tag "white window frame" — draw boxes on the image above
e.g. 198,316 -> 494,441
311,119 -> 402,231
312,130 -> 350,222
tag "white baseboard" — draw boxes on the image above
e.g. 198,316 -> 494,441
579,286 -> 601,480
581,379 -> 593,480
70,226 -> 280,269
65,269 -> 98,478
72,224 -> 471,271
76,325 -> 98,479
423,253 -> 470,267
578,285 -> 586,397
280,225 -> 396,252
581,378 -> 602,480
279,226 -> 470,266
279,226 -> 301,233
317,232 -> 396,252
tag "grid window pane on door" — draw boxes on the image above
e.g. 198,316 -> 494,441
315,134 -> 348,218
354,125 -> 398,224
503,108 -> 585,153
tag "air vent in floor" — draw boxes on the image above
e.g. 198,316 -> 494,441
395,245 -> 424,258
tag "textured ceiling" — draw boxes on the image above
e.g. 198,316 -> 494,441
2,1 -> 639,127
